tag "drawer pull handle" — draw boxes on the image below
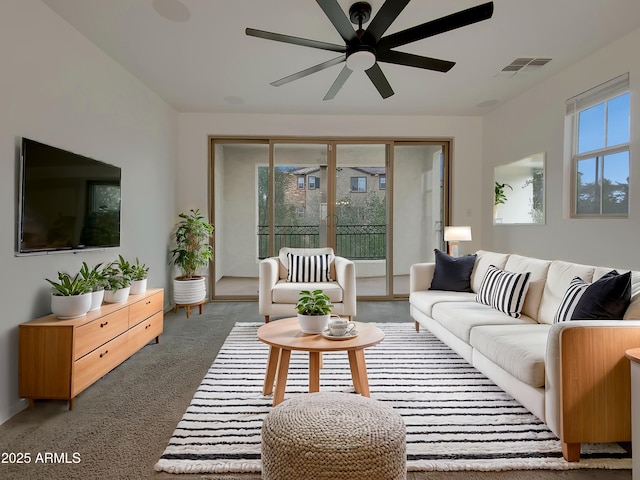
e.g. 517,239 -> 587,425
145,323 -> 151,329
100,321 -> 109,328
100,350 -> 109,358
146,301 -> 151,305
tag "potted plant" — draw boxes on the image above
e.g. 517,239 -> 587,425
46,271 -> 92,319
170,209 -> 214,305
80,262 -> 106,311
295,289 -> 333,334
494,181 -> 513,220
130,257 -> 149,295
102,255 -> 132,303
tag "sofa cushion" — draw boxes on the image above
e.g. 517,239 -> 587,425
475,266 -> 531,318
272,280 -> 343,304
504,254 -> 551,322
409,290 -> 476,318
429,249 -> 477,292
572,270 -> 631,320
470,324 -> 551,388
593,267 -> 640,320
286,252 -> 333,282
431,301 -> 536,344
278,247 -> 335,279
470,251 -> 510,293
538,261 -> 595,325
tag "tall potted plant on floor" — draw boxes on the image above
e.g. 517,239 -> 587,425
170,208 -> 214,306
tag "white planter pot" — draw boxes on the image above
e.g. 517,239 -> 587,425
173,277 -> 206,305
130,278 -> 147,295
89,289 -> 105,311
297,313 -> 330,334
51,292 -> 92,319
104,286 -> 131,304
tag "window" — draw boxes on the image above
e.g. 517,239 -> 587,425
351,177 -> 367,192
379,175 -> 386,190
297,176 -> 305,189
308,176 -> 320,189
566,73 -> 630,216
296,206 -> 305,218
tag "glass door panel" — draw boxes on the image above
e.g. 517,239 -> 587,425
335,144 -> 388,297
393,144 -> 445,295
272,143 -> 330,252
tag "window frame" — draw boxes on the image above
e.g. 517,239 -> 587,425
567,74 -> 630,218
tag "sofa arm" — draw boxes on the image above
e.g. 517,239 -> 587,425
334,256 -> 356,316
258,257 -> 280,315
410,262 -> 435,294
545,320 -> 640,461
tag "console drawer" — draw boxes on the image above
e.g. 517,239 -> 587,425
74,308 -> 129,359
128,312 -> 163,354
72,331 -> 129,396
129,290 -> 164,328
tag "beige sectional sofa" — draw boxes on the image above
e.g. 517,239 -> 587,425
409,250 -> 640,462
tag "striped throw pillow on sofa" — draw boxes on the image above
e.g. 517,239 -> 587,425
286,253 -> 333,283
476,265 -> 531,318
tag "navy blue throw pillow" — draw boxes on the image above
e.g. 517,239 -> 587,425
429,249 -> 477,293
571,270 -> 632,320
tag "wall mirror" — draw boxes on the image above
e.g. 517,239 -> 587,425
494,152 -> 545,224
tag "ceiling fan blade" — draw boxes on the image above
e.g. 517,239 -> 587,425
323,66 -> 353,100
376,50 -> 455,73
271,56 -> 346,87
363,0 -> 411,44
366,63 -> 394,99
246,28 -> 346,53
377,2 -> 494,51
316,0 -> 358,43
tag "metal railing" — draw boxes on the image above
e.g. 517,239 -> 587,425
258,224 -> 385,260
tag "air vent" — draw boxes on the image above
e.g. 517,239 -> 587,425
495,58 -> 551,78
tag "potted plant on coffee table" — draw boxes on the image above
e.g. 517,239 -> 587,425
129,257 -> 149,295
170,208 -> 213,306
46,271 -> 92,319
79,261 -> 106,311
295,289 -> 333,334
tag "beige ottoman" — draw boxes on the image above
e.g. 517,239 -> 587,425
261,392 -> 406,480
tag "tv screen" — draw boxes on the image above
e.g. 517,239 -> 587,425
18,138 -> 122,254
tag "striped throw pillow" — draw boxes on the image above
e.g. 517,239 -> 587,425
286,253 -> 333,282
554,276 -> 589,323
476,265 -> 531,318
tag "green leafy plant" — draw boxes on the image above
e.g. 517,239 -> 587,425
46,272 -> 91,296
79,262 -> 106,292
296,290 -> 333,316
494,181 -> 513,206
170,209 -> 214,279
131,257 -> 149,281
102,256 -> 133,290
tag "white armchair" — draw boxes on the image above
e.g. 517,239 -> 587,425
259,247 -> 357,323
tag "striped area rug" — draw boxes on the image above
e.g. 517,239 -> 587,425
155,322 -> 631,474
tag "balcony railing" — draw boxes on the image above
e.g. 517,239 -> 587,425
258,224 -> 385,260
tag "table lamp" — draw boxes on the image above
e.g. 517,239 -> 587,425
444,226 -> 472,257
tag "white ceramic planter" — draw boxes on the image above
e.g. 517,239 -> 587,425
104,286 -> 131,304
51,292 -> 92,319
89,289 -> 105,311
130,278 -> 147,295
173,277 -> 206,304
297,313 -> 330,334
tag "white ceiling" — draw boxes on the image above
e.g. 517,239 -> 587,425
41,0 -> 640,116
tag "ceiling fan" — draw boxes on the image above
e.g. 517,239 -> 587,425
246,0 -> 494,100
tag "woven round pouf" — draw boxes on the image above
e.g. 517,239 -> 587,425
261,392 -> 406,480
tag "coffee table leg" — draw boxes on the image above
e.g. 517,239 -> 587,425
273,349 -> 291,406
309,351 -> 321,393
353,349 -> 370,397
347,350 -> 362,394
263,346 -> 281,396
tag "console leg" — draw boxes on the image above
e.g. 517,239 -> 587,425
562,442 -> 580,462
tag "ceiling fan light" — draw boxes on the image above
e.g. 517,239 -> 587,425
346,50 -> 376,72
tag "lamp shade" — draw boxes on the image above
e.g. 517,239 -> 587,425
444,226 -> 472,242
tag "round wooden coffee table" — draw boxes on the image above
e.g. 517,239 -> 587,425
257,317 -> 384,406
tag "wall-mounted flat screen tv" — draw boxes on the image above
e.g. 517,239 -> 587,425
18,138 -> 122,254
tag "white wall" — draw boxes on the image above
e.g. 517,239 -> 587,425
179,113 -> 483,260
0,1 -> 178,423
483,26 -> 640,269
